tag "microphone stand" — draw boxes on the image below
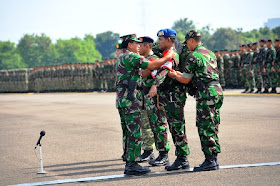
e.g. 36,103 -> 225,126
37,144 -> 47,174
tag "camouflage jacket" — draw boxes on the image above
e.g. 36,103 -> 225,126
240,51 -> 248,66
153,48 -> 186,103
275,47 -> 280,67
183,45 -> 220,83
183,45 -> 223,100
115,49 -> 149,109
142,51 -> 159,88
265,47 -> 276,67
252,49 -> 259,66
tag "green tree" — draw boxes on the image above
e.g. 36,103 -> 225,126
172,18 -> 196,42
17,34 -> 56,68
272,26 -> 280,38
0,41 -> 25,70
55,36 -> 102,64
208,28 -> 241,50
95,31 -> 119,59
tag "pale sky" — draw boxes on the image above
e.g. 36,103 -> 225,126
0,0 -> 279,44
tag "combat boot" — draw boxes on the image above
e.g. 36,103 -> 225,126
193,154 -> 219,172
241,88 -> 249,93
165,156 -> 190,171
270,87 -> 277,93
124,161 -> 151,176
121,153 -> 126,162
149,151 -> 170,166
249,89 -> 255,93
139,150 -> 155,163
262,88 -> 269,93
254,88 -> 261,93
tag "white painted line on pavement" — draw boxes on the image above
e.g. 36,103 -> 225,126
10,161 -> 280,186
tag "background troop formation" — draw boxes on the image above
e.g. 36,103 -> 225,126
0,60 -> 117,93
214,38 -> 280,93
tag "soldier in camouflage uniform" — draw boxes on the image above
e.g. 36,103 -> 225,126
262,39 -> 277,93
137,36 -> 158,163
116,34 -> 175,175
217,50 -> 225,88
275,39 -> 280,91
169,29 -> 223,172
239,44 -> 248,92
245,44 -> 255,93
148,29 -> 190,170
223,49 -> 231,87
252,42 -> 263,93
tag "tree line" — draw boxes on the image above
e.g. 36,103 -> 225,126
1,18 -> 279,70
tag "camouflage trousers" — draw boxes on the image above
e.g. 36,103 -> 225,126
144,94 -> 170,152
162,90 -> 190,157
262,66 -> 278,89
229,68 -> 238,86
140,109 -> 154,151
253,65 -> 263,89
196,84 -> 224,156
118,107 -> 142,162
242,65 -> 255,89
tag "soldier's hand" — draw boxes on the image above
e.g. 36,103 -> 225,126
168,70 -> 177,78
263,68 -> 266,73
271,67 -> 275,73
149,85 -> 157,98
165,50 -> 175,61
249,70 -> 252,74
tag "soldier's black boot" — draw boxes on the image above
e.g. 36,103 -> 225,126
255,88 -> 261,93
249,89 -> 255,93
149,151 -> 170,166
124,161 -> 151,176
165,156 -> 190,171
270,87 -> 277,93
193,154 -> 219,172
262,88 -> 269,93
121,154 -> 126,162
139,150 -> 155,163
241,88 -> 248,93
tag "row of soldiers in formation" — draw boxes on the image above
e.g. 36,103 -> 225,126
215,38 -> 280,93
1,39 -> 279,93
0,60 -> 117,93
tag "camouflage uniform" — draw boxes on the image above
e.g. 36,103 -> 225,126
141,51 -> 159,152
154,49 -> 189,157
253,48 -> 263,90
223,52 -> 231,87
246,50 -> 255,90
263,46 -> 276,90
217,54 -> 225,87
116,49 -> 150,162
275,46 -> 280,86
240,51 -> 248,89
183,45 -> 223,156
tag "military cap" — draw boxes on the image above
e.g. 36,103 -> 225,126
138,36 -> 154,43
259,39 -> 266,43
185,29 -> 202,40
120,34 -> 141,42
274,39 -> 280,42
252,42 -> 258,45
239,44 -> 246,47
247,43 -> 252,47
267,39 -> 272,42
157,28 -> 176,37
116,40 -> 123,49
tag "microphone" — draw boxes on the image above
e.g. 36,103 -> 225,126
34,131 -> 46,149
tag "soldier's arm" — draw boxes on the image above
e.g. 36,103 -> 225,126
141,69 -> 152,78
168,71 -> 191,84
149,69 -> 169,97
